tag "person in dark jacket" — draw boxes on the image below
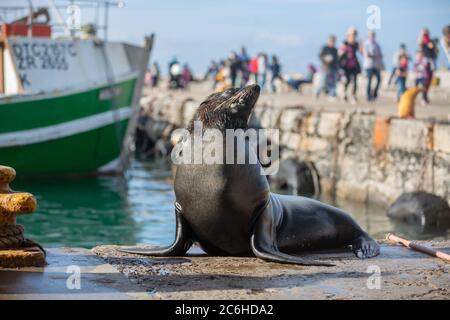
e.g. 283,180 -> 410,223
418,28 -> 438,67
415,28 -> 439,104
270,55 -> 282,93
150,62 -> 160,87
315,35 -> 338,99
339,27 -> 361,104
239,46 -> 250,87
204,60 -> 219,89
229,51 -> 241,88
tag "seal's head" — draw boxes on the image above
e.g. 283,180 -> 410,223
188,84 -> 260,132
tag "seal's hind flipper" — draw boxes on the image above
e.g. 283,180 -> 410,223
117,203 -> 193,257
251,209 -> 334,267
250,234 -> 334,266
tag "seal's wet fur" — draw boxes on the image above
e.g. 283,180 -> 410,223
119,85 -> 380,265
187,87 -> 259,132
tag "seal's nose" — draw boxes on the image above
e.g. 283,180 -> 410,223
245,84 -> 260,95
231,84 -> 260,116
237,84 -> 260,100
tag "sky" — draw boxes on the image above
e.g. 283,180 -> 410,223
2,0 -> 450,74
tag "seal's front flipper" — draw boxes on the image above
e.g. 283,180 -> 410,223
251,209 -> 334,267
117,203 -> 192,256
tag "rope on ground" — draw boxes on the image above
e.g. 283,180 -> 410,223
0,225 -> 25,248
0,225 -> 46,255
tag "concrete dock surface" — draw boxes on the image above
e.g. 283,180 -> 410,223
0,248 -> 150,300
0,241 -> 448,299
92,241 -> 450,300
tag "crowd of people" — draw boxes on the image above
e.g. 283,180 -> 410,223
203,47 -> 283,93
314,26 -> 445,105
145,57 -> 194,89
145,24 -> 450,105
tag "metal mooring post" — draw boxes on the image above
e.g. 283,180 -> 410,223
0,165 -> 45,267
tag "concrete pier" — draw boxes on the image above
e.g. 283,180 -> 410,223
0,248 -> 150,300
92,241 -> 450,300
0,241 -> 448,299
142,72 -> 450,121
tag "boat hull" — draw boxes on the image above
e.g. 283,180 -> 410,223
0,77 -> 136,176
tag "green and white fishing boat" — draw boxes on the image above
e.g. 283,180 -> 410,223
0,2 -> 152,176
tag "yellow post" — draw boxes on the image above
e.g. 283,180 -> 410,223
0,165 -> 45,267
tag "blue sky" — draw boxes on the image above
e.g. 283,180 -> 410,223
2,0 -> 450,74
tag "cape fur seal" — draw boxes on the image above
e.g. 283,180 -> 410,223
119,85 -> 380,265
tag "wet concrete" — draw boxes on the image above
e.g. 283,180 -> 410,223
1,242 -> 448,299
93,241 -> 450,300
0,248 -> 150,300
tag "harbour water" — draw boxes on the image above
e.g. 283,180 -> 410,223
13,158 -> 450,248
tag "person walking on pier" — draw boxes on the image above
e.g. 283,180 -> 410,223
229,52 -> 240,87
204,60 -> 219,89
388,43 -> 409,87
168,56 -> 182,89
182,64 -> 193,89
315,34 -> 338,99
248,55 -> 259,85
150,62 -> 160,87
339,27 -> 361,104
270,55 -> 282,93
257,52 -> 268,91
441,25 -> 450,69
415,28 -> 439,104
414,49 -> 433,105
395,53 -> 409,101
215,60 -> 230,92
418,28 -> 438,71
362,30 -> 384,102
239,46 -> 250,87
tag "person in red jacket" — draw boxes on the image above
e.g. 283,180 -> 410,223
248,56 -> 259,85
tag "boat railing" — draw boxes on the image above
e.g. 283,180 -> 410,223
0,0 -> 125,41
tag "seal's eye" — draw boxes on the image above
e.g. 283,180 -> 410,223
229,102 -> 238,113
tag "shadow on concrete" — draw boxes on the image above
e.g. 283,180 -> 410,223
125,270 -> 397,294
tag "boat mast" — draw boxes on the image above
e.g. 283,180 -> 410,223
104,1 -> 108,41
26,0 -> 33,37
47,0 -> 70,36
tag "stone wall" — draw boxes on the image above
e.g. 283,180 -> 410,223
139,93 -> 450,207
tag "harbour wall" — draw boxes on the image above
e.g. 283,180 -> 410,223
138,93 -> 450,207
